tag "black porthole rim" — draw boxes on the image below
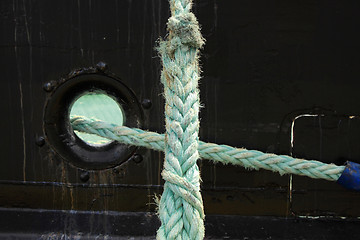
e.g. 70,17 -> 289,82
43,71 -> 144,170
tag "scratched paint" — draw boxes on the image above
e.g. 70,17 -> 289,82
1,1 -> 360,238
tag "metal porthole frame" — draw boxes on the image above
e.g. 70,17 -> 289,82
43,65 -> 144,170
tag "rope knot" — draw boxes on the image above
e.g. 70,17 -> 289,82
161,169 -> 205,219
167,12 -> 205,50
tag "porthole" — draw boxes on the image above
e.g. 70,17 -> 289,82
44,71 -> 143,170
69,92 -> 125,146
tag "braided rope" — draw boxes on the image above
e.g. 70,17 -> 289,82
156,0 -> 205,238
71,116 -> 345,182
69,2 -> 346,238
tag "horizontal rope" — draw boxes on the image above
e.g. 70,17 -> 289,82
70,116 -> 345,182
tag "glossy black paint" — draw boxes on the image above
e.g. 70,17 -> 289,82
1,208 -> 360,239
1,0 -> 360,238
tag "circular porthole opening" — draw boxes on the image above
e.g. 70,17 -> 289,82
69,92 -> 124,146
44,72 -> 143,170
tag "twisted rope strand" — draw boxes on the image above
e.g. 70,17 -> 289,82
71,116 -> 345,182
156,0 -> 205,238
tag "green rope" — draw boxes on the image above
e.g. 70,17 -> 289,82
70,93 -> 124,145
156,0 -> 205,238
71,116 -> 345,182
68,1 -> 346,238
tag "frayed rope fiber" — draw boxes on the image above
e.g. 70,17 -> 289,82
156,0 -> 205,239
69,0 -> 348,238
71,116 -> 345,183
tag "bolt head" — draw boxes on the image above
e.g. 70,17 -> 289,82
142,99 -> 152,109
35,136 -> 45,147
80,171 -> 90,182
96,62 -> 108,72
132,154 -> 143,164
43,82 -> 54,92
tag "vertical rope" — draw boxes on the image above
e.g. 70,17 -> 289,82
157,0 -> 205,239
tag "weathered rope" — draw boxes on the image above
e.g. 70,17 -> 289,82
69,1 -> 351,238
156,0 -> 205,239
71,116 -> 345,182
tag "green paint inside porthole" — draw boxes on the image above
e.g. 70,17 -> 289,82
69,93 -> 124,146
